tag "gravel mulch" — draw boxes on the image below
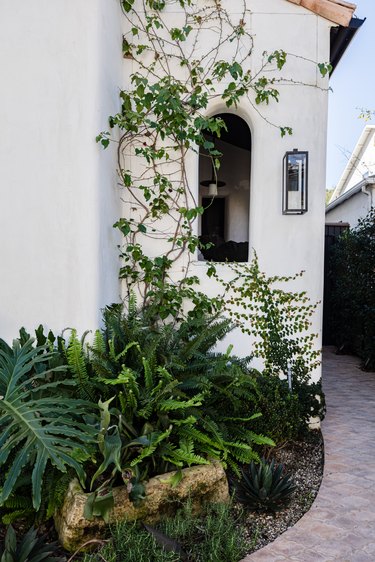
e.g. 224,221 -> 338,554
238,429 -> 324,555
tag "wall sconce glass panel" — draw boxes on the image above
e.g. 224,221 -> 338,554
283,149 -> 308,215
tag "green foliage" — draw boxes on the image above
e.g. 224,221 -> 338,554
66,329 -> 95,400
318,62 -> 332,77
210,254 -> 321,380
329,209 -> 375,369
0,336 -> 95,510
250,375 -> 303,444
250,374 -> 325,445
0,525 -> 64,562
95,0 -> 312,318
83,500 -> 248,562
0,475 -> 34,525
234,459 -> 296,513
84,303 -> 272,497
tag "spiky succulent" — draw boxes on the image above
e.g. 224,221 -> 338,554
0,526 -> 65,562
235,458 -> 296,512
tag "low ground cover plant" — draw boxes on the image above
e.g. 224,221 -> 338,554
82,501 -> 248,562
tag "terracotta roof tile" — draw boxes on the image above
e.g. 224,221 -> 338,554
286,0 -> 356,26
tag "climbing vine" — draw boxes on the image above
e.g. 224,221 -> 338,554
97,0 -> 325,372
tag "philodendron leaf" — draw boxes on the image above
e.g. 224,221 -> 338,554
98,397 -> 115,452
128,480 -> 146,507
161,469 -> 183,488
0,338 -> 95,510
91,426 -> 122,489
84,490 -> 115,523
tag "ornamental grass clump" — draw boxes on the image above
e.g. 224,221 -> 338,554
235,458 -> 296,513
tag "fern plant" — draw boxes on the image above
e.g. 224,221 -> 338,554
0,475 -> 34,525
0,337 -> 95,510
84,304 -> 273,506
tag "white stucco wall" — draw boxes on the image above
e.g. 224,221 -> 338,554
121,0 -> 331,380
0,0 -> 332,382
0,1 -> 122,342
326,188 -> 374,226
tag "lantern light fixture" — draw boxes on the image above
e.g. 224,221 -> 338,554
200,165 -> 226,197
283,149 -> 308,215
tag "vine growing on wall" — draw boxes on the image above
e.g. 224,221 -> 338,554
97,0 -> 326,371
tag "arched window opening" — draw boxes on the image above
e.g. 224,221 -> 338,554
198,113 -> 251,262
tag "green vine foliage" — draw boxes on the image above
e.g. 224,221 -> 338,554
96,0 -> 304,319
207,254 -> 325,433
208,254 -> 320,380
96,1 -> 324,382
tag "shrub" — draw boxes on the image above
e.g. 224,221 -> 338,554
330,208 -> 375,369
250,373 -> 325,445
77,304 -> 273,517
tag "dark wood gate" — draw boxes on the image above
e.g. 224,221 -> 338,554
323,223 -> 349,345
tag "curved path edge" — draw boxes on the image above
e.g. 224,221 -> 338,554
241,349 -> 375,562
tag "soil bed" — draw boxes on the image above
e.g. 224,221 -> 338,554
238,429 -> 324,555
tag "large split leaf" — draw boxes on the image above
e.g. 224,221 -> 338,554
0,338 -> 95,510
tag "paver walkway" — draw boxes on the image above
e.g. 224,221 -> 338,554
241,348 -> 375,562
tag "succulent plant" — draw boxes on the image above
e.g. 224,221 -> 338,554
235,458 -> 296,512
0,526 -> 65,562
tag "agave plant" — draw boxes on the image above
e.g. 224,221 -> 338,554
0,337 -> 95,510
235,458 -> 296,512
0,525 -> 64,562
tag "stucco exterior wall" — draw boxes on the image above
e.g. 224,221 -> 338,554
0,0 -> 332,382
0,1 -> 122,341
326,189 -> 374,227
121,0 -> 331,379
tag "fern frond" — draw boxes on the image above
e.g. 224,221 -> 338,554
92,330 -> 106,355
66,329 -> 93,400
130,429 -> 172,467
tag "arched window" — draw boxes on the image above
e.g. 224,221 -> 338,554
199,113 -> 251,262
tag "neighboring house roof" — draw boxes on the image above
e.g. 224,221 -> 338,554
330,126 -> 375,202
326,175 -> 375,213
286,0 -> 356,27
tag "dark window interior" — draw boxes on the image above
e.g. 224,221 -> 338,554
199,113 -> 251,263
201,197 -> 225,241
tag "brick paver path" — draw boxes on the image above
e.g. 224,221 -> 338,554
241,348 -> 375,562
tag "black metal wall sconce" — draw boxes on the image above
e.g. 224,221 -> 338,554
283,149 -> 308,215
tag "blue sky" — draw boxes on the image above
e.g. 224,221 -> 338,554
326,0 -> 375,190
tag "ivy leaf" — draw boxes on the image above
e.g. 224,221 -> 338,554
122,0 -> 135,12
318,62 -> 332,77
